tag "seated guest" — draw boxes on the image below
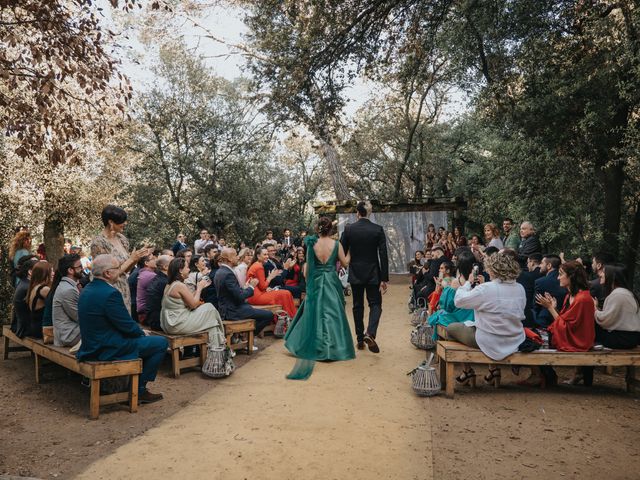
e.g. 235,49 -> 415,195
294,230 -> 308,248
144,255 -> 172,330
594,263 -> 640,349
234,248 -> 253,286
531,260 -> 595,386
407,250 -> 424,284
26,260 -> 52,339
194,228 -> 213,255
442,232 -> 457,259
214,248 -> 274,338
77,254 -> 167,404
185,255 -> 210,292
202,253 -> 220,307
468,234 -> 485,262
428,250 -> 475,331
247,247 -> 297,317
52,254 -> 83,347
171,233 -> 187,256
428,260 -> 454,314
160,249 -> 175,258
285,247 -> 306,292
453,226 -> 467,247
11,256 -> 39,337
413,246 -> 447,303
516,253 -> 543,327
262,230 -> 277,246
160,258 -> 226,350
447,252 -> 526,385
264,243 -> 301,299
484,223 -> 504,250
516,221 -> 542,269
590,251 -> 615,308
203,243 -> 219,265
532,254 -> 567,328
136,253 -> 157,325
176,247 -> 193,267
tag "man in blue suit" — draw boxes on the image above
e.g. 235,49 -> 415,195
77,254 -> 167,404
532,254 -> 567,328
214,248 -> 273,339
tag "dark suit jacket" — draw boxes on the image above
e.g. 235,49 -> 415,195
214,266 -> 257,320
145,271 -> 168,330
517,267 -> 543,326
517,235 -> 542,268
264,258 -> 288,288
77,279 -> 144,361
414,255 -> 446,299
340,218 -> 389,285
532,269 -> 567,328
171,241 -> 187,255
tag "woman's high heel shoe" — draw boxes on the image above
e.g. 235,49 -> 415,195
455,368 -> 476,386
484,367 -> 501,386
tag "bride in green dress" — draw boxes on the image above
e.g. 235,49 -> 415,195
284,217 -> 355,380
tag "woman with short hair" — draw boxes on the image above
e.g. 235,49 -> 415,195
447,252 -> 526,385
90,205 -> 149,313
234,248 -> 253,286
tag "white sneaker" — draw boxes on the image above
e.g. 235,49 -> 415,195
252,345 -> 259,352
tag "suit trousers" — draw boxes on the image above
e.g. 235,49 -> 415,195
351,284 -> 382,342
227,307 -> 273,335
135,335 -> 169,393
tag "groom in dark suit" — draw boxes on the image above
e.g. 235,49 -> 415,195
340,201 -> 389,353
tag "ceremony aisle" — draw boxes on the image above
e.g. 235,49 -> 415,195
77,278 -> 433,480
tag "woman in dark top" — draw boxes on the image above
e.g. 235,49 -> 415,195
286,247 -> 306,291
12,256 -> 39,337
26,260 -> 52,338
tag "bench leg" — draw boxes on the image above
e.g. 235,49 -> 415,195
225,334 -> 232,349
605,366 -> 614,375
248,331 -> 254,355
172,348 -> 180,378
445,361 -> 455,398
199,342 -> 207,367
34,353 -> 41,384
129,375 -> 139,413
626,366 -> 636,393
439,356 -> 446,389
90,379 -> 100,420
2,334 -> 9,360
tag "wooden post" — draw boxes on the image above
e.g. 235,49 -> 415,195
626,366 -> 636,393
34,353 -> 41,384
445,361 -> 455,398
129,375 -> 139,413
439,356 -> 447,389
248,331 -> 254,355
90,379 -> 100,420
199,342 -> 207,368
172,349 -> 180,378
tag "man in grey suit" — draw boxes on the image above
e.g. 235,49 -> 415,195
340,201 -> 389,353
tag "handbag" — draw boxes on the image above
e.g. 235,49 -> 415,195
338,267 -> 349,288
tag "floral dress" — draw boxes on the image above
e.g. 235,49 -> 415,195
90,232 -> 132,313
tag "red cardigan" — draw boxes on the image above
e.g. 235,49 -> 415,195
548,290 -> 595,352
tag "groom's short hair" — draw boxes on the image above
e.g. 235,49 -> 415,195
356,201 -> 372,217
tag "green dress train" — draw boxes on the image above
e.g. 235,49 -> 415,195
284,236 -> 356,380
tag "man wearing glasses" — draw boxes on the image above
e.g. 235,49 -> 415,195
77,254 -> 168,404
52,254 -> 85,348
171,233 -> 187,256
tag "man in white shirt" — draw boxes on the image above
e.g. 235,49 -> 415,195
194,229 -> 213,255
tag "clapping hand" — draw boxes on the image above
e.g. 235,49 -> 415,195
284,258 -> 296,269
197,277 -> 211,290
247,278 -> 259,288
535,292 -> 557,310
267,269 -> 282,282
131,247 -> 151,262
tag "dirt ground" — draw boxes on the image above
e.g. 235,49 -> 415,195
1,274 -> 639,479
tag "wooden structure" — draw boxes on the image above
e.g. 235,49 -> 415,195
3,325 -> 141,420
148,330 -> 208,378
223,319 -> 255,354
313,198 -> 468,215
436,340 -> 640,398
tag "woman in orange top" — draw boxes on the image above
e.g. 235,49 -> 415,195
247,247 -> 297,318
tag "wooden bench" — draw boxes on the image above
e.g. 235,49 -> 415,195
3,325 -> 141,420
148,330 -> 208,378
436,339 -> 640,398
223,319 -> 255,354
256,304 -> 282,336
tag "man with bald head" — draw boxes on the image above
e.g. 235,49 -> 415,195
517,221 -> 542,269
77,254 -> 167,404
144,254 -> 173,331
214,248 -> 273,339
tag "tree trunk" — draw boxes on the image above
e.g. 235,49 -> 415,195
600,161 -> 625,258
625,198 -> 640,288
44,210 -> 65,269
319,138 -> 350,201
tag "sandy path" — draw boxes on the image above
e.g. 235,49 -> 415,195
77,280 -> 432,480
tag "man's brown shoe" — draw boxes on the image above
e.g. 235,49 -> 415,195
363,335 -> 380,353
139,389 -> 163,404
357,341 -> 365,350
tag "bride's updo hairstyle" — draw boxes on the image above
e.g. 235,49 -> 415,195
316,216 -> 333,237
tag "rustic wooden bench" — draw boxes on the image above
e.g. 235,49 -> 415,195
223,319 -> 255,354
148,330 -> 208,378
3,325 -> 141,420
436,339 -> 640,398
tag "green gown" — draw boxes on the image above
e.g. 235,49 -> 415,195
284,236 -> 356,380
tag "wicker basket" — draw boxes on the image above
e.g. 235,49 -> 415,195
202,346 -> 235,378
273,310 -> 291,338
410,323 -> 436,350
409,354 -> 441,397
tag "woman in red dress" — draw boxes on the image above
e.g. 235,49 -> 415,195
523,261 -> 595,387
247,247 -> 297,318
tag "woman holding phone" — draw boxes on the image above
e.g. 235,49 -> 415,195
160,257 -> 226,349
